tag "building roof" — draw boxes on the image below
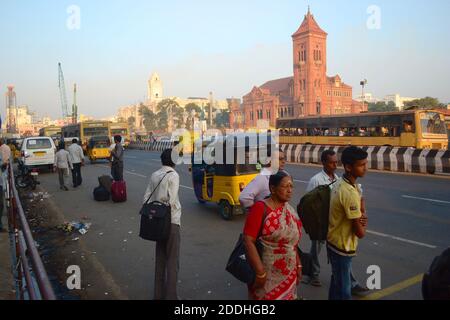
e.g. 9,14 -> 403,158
327,76 -> 352,89
260,77 -> 293,95
292,8 -> 327,38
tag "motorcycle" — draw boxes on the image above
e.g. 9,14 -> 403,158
15,161 -> 40,190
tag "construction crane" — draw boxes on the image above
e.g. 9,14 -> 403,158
58,63 -> 69,120
72,83 -> 78,124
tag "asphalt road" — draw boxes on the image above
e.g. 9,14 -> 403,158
35,149 -> 450,300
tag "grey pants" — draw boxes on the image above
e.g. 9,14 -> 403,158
57,168 -> 68,188
0,186 -> 4,229
111,162 -> 124,181
154,224 -> 180,300
311,240 -> 361,288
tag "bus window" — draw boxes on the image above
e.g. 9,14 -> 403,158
403,121 -> 414,133
421,112 -> 447,134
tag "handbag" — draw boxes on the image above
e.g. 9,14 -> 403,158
226,203 -> 268,284
297,247 -> 313,278
139,171 -> 173,242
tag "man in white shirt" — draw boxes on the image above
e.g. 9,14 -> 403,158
67,139 -> 85,188
142,149 -> 181,300
0,138 -> 11,169
239,149 -> 286,209
303,150 -> 369,295
54,145 -> 73,191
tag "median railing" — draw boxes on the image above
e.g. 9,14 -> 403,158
6,160 -> 56,300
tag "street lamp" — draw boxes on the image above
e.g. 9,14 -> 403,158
360,79 -> 368,111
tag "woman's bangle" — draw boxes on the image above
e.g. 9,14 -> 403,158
256,272 -> 267,279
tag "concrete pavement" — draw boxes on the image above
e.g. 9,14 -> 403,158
30,149 -> 450,300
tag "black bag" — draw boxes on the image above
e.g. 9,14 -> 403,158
226,204 -> 267,284
297,247 -> 313,278
422,247 -> 450,300
139,172 -> 173,242
93,186 -> 110,202
98,175 -> 113,194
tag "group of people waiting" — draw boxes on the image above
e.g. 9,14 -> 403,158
145,145 -> 369,300
238,146 -> 369,300
54,135 -> 125,190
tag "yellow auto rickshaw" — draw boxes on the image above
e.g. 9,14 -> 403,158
87,136 -> 111,163
190,134 -> 274,220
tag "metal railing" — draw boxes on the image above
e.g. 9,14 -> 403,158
6,160 -> 56,300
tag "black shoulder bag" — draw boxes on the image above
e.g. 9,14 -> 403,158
139,171 -> 174,242
225,203 -> 268,284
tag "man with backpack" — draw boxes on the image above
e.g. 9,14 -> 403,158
302,150 -> 339,287
142,149 -> 181,300
327,146 -> 368,300
300,150 -> 369,295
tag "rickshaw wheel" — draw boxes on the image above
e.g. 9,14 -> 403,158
219,200 -> 233,221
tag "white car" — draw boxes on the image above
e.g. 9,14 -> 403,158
20,137 -> 57,170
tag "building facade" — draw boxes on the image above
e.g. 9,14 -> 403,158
231,9 -> 366,129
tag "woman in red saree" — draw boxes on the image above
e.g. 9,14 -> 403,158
244,171 -> 302,300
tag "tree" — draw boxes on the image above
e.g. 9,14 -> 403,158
368,101 -> 397,113
214,110 -> 230,129
156,99 -> 183,131
184,103 -> 202,130
127,116 -> 136,132
404,97 -> 446,110
139,105 -> 157,132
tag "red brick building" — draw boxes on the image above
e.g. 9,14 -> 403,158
230,9 -> 367,129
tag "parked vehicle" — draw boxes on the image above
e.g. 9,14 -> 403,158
20,137 -> 57,170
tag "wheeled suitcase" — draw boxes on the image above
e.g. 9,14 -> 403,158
111,180 -> 127,203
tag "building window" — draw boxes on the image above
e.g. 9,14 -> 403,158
316,102 -> 321,114
303,80 -> 306,90
267,110 -> 271,119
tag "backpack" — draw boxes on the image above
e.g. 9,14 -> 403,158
422,247 -> 450,300
139,172 -> 173,242
297,181 -> 336,241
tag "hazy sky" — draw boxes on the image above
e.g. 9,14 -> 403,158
1,0 -> 449,119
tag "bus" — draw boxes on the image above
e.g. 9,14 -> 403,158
110,122 -> 130,148
62,121 -> 111,152
277,110 -> 448,150
39,126 -> 61,138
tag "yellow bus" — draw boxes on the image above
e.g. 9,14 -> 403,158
62,121 -> 111,152
277,110 -> 448,150
39,126 -> 62,138
110,122 -> 130,148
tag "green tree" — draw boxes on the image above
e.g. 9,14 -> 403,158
368,101 -> 397,113
156,99 -> 183,131
139,105 -> 157,132
214,110 -> 230,129
404,97 -> 446,110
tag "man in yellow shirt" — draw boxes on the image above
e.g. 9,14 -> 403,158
327,146 -> 368,300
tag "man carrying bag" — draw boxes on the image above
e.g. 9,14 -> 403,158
140,149 -> 181,300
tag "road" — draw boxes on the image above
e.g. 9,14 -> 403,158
35,149 -> 450,300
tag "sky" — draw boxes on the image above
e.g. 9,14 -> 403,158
1,0 -> 449,119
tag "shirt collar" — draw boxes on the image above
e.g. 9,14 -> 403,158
261,168 -> 273,176
322,170 -> 338,181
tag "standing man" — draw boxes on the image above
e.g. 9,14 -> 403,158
68,138 -> 84,188
302,150 -> 369,295
0,138 -> 11,169
239,149 -> 286,209
0,149 -> 5,233
143,149 -> 181,300
111,135 -> 124,181
54,145 -> 72,191
327,146 -> 368,300
303,150 -> 339,287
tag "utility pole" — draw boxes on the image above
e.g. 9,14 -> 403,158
209,91 -> 214,128
72,84 -> 78,124
360,79 -> 368,111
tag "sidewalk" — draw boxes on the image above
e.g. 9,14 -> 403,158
0,217 -> 15,300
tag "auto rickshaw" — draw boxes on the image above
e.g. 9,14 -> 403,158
86,136 -> 111,163
190,133 -> 274,220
